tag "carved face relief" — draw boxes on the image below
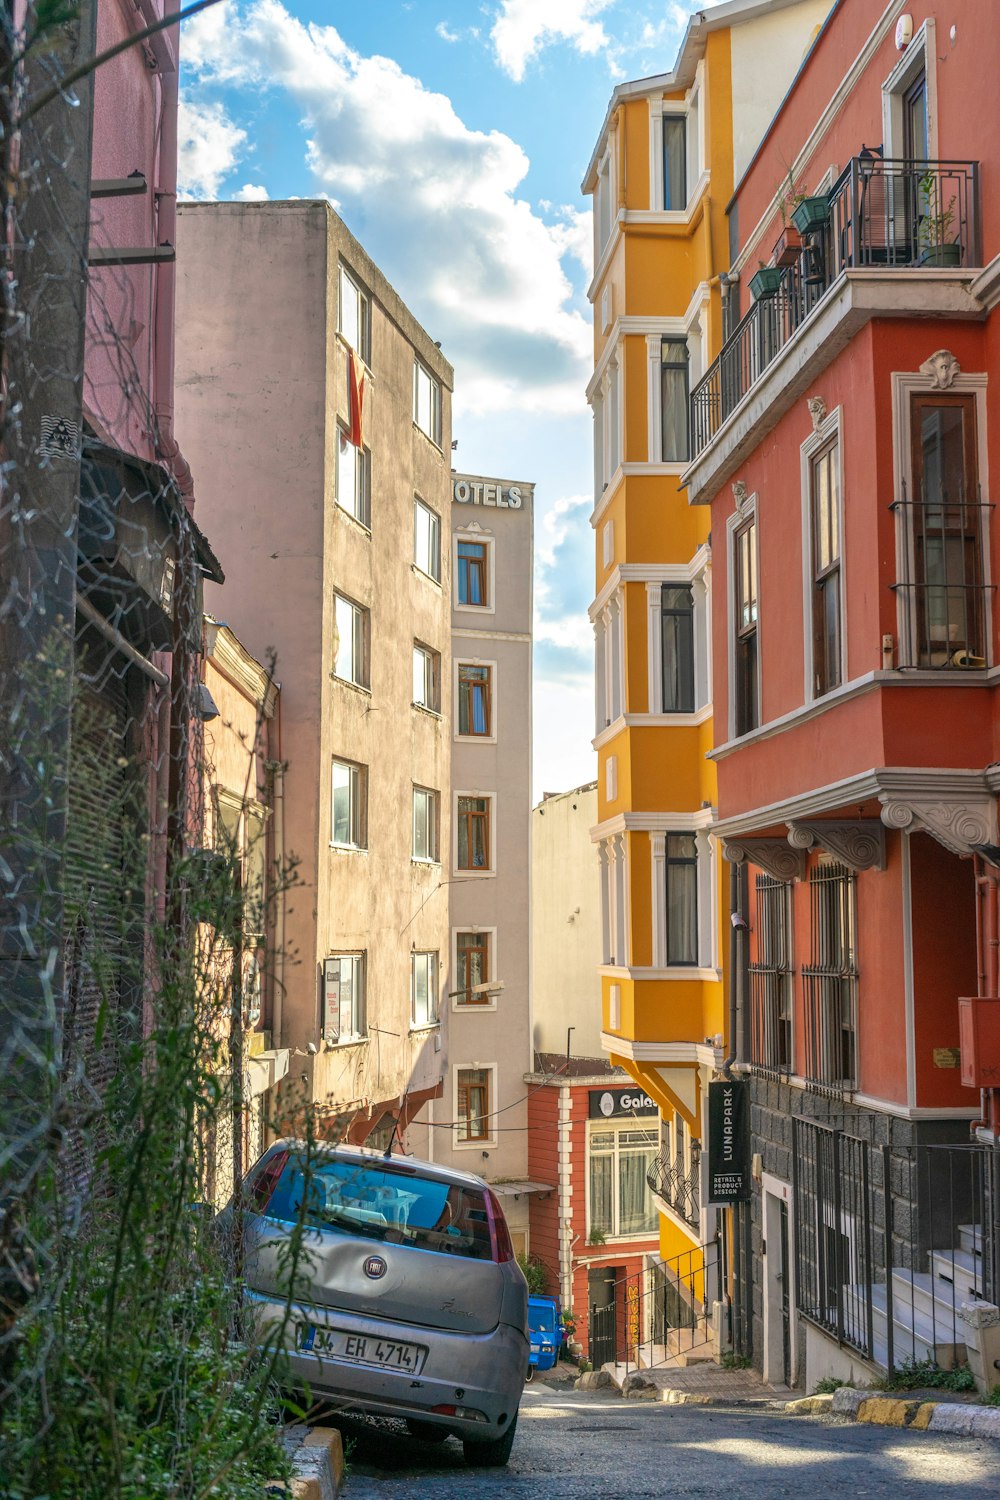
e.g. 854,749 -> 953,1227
806,396 -> 827,431
732,480 -> 748,507
919,349 -> 961,390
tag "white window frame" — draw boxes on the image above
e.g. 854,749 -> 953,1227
800,406 -> 846,704
332,591 -> 370,691
650,820 -> 718,973
412,640 -> 441,714
598,833 -> 629,966
593,132 -> 616,268
646,565 -> 711,717
452,1062 -> 497,1148
410,950 -> 440,1030
891,366 -> 991,669
413,359 -> 442,447
453,789 -> 496,878
413,496 -> 441,583
330,757 -> 367,851
452,926 -> 498,1011
412,784 -> 440,864
590,350 -> 623,499
726,490 -> 761,741
647,66 -> 706,216
454,657 -> 497,743
322,951 -> 366,1044
602,519 -> 614,568
338,264 -> 370,364
593,587 -> 625,732
881,19 -> 939,160
586,1118 -> 659,1241
454,527 -> 495,615
335,425 -> 371,529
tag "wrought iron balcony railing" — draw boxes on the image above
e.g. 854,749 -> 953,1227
690,158 -> 980,460
647,1150 -> 700,1228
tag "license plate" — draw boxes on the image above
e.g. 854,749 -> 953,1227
301,1326 -> 426,1374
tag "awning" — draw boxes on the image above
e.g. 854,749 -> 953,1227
490,1180 -> 553,1198
247,1048 -> 289,1099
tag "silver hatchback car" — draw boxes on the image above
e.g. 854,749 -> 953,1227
229,1140 -> 529,1467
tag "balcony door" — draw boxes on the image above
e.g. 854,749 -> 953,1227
902,70 -> 928,162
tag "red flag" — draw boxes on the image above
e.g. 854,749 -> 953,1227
348,346 -> 366,448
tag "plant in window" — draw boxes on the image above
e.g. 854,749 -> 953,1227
917,171 -> 959,265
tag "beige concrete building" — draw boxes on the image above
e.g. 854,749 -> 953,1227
176,201 -> 454,1142
531,783 -> 602,1061
410,472 -> 534,1252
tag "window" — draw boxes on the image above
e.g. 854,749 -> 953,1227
599,834 -> 628,966
338,266 -> 370,363
333,593 -> 369,689
734,515 -> 759,735
588,1124 -> 658,1238
413,360 -> 442,446
750,875 -> 793,1073
413,498 -> 441,581
457,795 -> 491,871
905,394 -> 985,667
594,591 -> 624,730
661,339 -> 690,463
455,930 -> 491,1005
412,642 -> 440,712
594,148 -> 613,259
661,586 -> 695,712
803,862 -> 858,1089
412,786 -> 439,863
456,1066 -> 491,1142
323,952 -> 366,1042
809,439 -> 842,696
457,539 -> 489,607
663,115 -> 687,211
335,427 -> 371,527
213,794 -> 267,941
411,951 -> 439,1028
331,758 -> 367,849
665,833 -> 698,966
458,663 -> 492,737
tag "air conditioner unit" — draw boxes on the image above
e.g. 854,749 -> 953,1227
951,650 -> 986,669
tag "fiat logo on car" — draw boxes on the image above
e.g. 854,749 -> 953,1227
364,1254 -> 387,1280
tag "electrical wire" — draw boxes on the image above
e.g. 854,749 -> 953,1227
418,1056 -> 570,1131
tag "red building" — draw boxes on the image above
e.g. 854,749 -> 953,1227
683,0 -> 1000,1390
528,1060 -> 661,1364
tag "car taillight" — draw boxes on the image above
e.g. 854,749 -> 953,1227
485,1188 -> 514,1263
248,1149 -> 288,1213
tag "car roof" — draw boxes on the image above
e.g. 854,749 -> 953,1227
265,1138 -> 490,1193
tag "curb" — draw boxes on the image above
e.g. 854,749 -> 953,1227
269,1424 -> 345,1500
829,1386 -> 1000,1439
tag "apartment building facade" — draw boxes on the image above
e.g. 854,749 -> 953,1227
582,0 -> 833,1291
409,471 -> 534,1253
175,202 -> 454,1144
683,0 -> 1000,1390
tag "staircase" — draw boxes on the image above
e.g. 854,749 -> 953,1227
849,1224 -> 986,1372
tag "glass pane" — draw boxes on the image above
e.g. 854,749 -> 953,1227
337,431 -> 357,516
340,269 -> 359,350
413,791 -> 427,857
332,763 -> 351,844
662,587 -> 694,712
589,1150 -> 613,1237
663,116 -> 687,210
666,850 -> 697,964
334,596 -> 354,681
618,1147 -> 656,1234
413,648 -> 426,704
414,503 -> 429,571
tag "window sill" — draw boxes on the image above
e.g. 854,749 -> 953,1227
325,1034 -> 369,1050
330,675 -> 372,698
412,421 -> 444,455
411,856 -> 440,869
452,1137 -> 496,1150
411,563 -> 442,589
455,602 -> 495,616
451,999 -> 497,1013
333,500 -> 372,536
453,867 -> 495,879
454,731 -> 497,745
329,842 -> 368,855
412,701 -> 443,720
409,1021 -> 440,1035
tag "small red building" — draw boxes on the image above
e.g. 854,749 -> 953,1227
527,1058 -> 660,1362
683,0 -> 1000,1390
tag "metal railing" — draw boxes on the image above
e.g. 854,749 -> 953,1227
690,158 -> 980,458
647,1149 -> 700,1228
890,480 -> 994,669
792,1120 -> 1000,1375
588,1239 -> 721,1376
801,862 -> 858,1095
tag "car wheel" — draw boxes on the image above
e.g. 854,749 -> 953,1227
463,1415 -> 518,1469
405,1419 -> 449,1444
524,1364 -> 534,1383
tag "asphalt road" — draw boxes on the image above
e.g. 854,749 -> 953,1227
336,1382 -> 1000,1498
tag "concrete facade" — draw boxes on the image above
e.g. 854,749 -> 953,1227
409,471 -> 534,1252
531,783 -> 602,1061
175,201 -> 454,1140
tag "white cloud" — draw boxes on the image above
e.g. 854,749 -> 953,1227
181,0 -> 591,415
233,183 -> 269,201
177,97 -> 246,199
435,20 -> 459,42
490,0 -> 612,82
535,493 -> 593,652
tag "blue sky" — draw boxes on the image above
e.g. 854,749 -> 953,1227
177,0 -> 710,799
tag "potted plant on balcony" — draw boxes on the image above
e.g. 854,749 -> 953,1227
772,169 -> 805,265
750,262 -> 783,300
917,171 -> 961,266
791,192 -> 832,234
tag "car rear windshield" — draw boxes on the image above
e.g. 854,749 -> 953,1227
260,1155 -> 494,1261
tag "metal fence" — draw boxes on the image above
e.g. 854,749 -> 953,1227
647,1148 -> 700,1228
792,1119 -> 999,1374
588,1239 -> 721,1375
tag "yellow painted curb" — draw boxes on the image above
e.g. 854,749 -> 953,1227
304,1427 -> 345,1492
909,1403 -> 936,1431
856,1397 -> 923,1427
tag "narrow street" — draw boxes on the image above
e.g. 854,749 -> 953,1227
338,1384 -> 1000,1498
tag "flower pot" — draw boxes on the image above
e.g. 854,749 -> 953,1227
791,195 -> 831,234
919,241 -> 962,268
750,266 -> 783,300
773,226 -> 804,267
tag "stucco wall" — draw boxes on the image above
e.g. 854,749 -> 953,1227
730,2 -> 833,184
532,784 -> 603,1060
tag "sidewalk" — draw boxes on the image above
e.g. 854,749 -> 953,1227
598,1360 -> 791,1406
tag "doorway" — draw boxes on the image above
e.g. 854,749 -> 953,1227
588,1265 -> 618,1367
762,1175 -> 795,1387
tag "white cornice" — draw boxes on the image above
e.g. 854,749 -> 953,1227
590,549 -> 712,619
622,171 -> 710,231
205,618 -> 277,713
592,808 -> 716,840
586,213 -> 625,304
602,1032 -> 719,1068
969,254 -> 1000,313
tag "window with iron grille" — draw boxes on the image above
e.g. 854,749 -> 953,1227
750,874 -> 793,1073
802,862 -> 858,1090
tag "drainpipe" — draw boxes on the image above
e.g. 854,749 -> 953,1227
723,858 -> 747,1080
270,692 -> 285,1051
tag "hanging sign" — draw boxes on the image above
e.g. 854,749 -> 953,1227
707,1079 -> 751,1202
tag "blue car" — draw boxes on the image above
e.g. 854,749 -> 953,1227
526,1295 -> 560,1380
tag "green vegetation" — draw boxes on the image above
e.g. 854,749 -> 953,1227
516,1251 -> 548,1296
877,1359 -> 977,1393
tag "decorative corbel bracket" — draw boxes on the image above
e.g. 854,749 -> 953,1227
723,838 -> 805,883
879,797 -> 997,857
786,819 -> 886,872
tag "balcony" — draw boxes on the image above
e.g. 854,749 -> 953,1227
689,159 -> 981,463
647,1149 -> 700,1229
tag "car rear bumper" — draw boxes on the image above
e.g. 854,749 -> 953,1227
246,1290 -> 527,1441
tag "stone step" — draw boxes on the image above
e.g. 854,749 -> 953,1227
868,1283 -> 964,1368
891,1267 -> 972,1331
931,1246 -> 984,1297
958,1224 -> 983,1258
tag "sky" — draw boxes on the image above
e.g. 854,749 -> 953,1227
176,0 -> 714,801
